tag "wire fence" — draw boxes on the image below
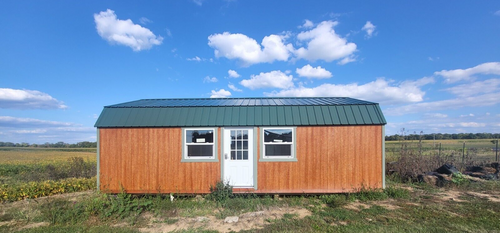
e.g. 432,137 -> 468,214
386,140 -> 500,163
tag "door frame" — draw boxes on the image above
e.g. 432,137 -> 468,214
221,127 -> 258,189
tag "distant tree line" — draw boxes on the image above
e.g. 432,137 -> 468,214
0,141 -> 97,148
386,133 -> 500,141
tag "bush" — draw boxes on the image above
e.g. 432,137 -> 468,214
320,194 -> 348,208
207,180 -> 233,205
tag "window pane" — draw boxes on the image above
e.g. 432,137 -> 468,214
231,140 -> 235,149
186,130 -> 213,143
231,151 -> 236,160
187,145 -> 213,157
265,144 -> 292,156
264,129 -> 293,143
243,151 -> 248,160
237,151 -> 242,160
236,140 -> 242,149
243,141 -> 248,149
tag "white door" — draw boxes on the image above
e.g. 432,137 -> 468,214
223,128 -> 254,187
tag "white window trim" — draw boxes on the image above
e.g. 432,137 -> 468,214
260,127 -> 297,162
181,128 -> 219,162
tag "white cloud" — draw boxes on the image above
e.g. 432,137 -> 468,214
296,64 -> 332,79
187,56 -> 202,61
428,56 -> 439,62
94,9 -> 163,51
425,113 -> 448,118
240,70 -> 294,90
228,83 -> 242,92
445,79 -> 500,97
495,10 -> 500,16
0,88 -> 67,109
361,21 -> 376,38
337,55 -> 356,65
192,0 -> 204,6
208,32 -> 293,66
0,116 -> 72,127
210,89 -> 231,98
228,69 -> 240,78
267,77 -> 434,105
299,19 -> 314,29
460,114 -> 475,117
385,92 -> 500,116
12,129 -> 47,134
459,122 -> 486,127
295,21 -> 357,62
434,62 -> 500,83
165,28 -> 172,37
139,17 -> 152,25
203,76 -> 218,83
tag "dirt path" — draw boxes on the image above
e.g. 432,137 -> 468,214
138,207 -> 311,233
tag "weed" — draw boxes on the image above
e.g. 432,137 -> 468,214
206,180 -> 233,205
320,194 -> 349,208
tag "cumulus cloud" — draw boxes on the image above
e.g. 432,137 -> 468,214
434,62 -> 500,83
361,21 -> 376,38
203,76 -> 218,83
295,21 -> 357,62
295,64 -> 332,79
299,19 -> 314,28
94,9 -> 163,51
425,113 -> 448,118
208,32 -> 293,66
228,70 -> 240,78
228,83 -> 242,92
384,92 -> 500,116
240,70 -> 294,90
0,88 -> 67,109
267,77 -> 434,105
444,79 -> 500,97
210,89 -> 231,98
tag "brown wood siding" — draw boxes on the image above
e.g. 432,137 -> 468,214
99,128 -> 221,193
256,126 -> 382,193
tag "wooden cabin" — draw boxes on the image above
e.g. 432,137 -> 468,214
94,97 -> 387,194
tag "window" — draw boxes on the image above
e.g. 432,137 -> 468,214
261,127 -> 296,161
182,128 -> 218,162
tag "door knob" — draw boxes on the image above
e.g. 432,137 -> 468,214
225,153 -> 228,160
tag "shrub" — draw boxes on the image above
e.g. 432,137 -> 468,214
207,180 -> 233,205
320,194 -> 348,208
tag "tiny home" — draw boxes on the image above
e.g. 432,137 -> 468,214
94,97 -> 387,194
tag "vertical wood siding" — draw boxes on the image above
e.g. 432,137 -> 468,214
99,128 -> 220,193
257,126 -> 383,193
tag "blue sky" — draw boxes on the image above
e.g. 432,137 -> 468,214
1,0 -> 500,143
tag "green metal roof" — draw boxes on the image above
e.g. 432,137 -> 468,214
95,97 -> 386,127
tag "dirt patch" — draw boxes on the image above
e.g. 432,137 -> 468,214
18,222 -> 49,230
436,190 -> 468,203
138,207 -> 311,233
373,200 -> 401,210
466,192 -> 500,202
345,201 -> 371,211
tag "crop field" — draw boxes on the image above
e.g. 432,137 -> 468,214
0,147 -> 96,164
0,148 -> 97,203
